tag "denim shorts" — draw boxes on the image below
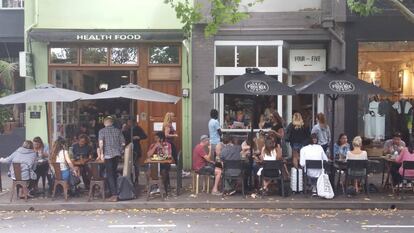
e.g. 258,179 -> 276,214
291,143 -> 303,151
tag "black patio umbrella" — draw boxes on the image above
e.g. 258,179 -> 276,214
211,68 -> 296,181
294,67 -> 391,158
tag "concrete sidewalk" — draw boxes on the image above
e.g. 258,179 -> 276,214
0,171 -> 413,211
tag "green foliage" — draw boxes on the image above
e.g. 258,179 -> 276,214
347,0 -> 381,16
165,0 -> 264,38
0,60 -> 17,133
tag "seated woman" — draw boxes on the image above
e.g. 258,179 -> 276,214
33,136 -> 50,191
299,134 -> 328,195
0,140 -> 37,198
346,136 -> 368,193
333,133 -> 350,161
258,138 -> 282,194
391,140 -> 414,188
146,131 -> 172,193
50,138 -> 79,194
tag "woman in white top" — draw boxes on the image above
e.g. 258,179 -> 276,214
346,136 -> 368,193
50,138 -> 76,181
259,138 -> 282,192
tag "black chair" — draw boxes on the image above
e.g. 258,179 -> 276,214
344,160 -> 369,195
398,161 -> 414,196
88,162 -> 105,201
221,160 -> 245,198
303,160 -> 330,195
260,160 -> 285,197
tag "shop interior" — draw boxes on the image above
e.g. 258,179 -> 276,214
52,69 -> 135,141
358,41 -> 414,143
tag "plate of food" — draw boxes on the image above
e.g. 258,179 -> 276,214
151,154 -> 168,161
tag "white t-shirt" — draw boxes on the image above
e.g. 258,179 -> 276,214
393,101 -> 412,114
57,150 -> 69,171
299,144 -> 328,178
262,148 -> 277,161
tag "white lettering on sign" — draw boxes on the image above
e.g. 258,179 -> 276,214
244,80 -> 269,94
289,49 -> 326,72
329,80 -> 355,93
76,34 -> 141,41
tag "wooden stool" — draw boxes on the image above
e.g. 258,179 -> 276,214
192,171 -> 211,194
10,163 -> 30,202
50,163 -> 69,201
88,162 -> 105,201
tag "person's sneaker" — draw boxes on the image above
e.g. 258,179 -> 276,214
211,191 -> 222,196
228,190 -> 236,196
182,171 -> 191,177
406,183 -> 413,188
150,188 -> 160,195
106,195 -> 118,202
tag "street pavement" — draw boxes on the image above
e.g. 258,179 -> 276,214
0,208 -> 413,233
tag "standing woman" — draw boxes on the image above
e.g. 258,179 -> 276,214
286,112 -> 309,168
163,112 -> 178,163
50,138 -> 77,183
312,113 -> 331,154
270,112 -> 284,145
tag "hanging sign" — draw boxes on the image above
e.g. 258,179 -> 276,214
19,52 -> 34,78
329,80 -> 355,93
289,49 -> 326,72
244,80 -> 269,94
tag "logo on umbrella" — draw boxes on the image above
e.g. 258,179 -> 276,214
244,80 -> 269,94
329,80 -> 355,93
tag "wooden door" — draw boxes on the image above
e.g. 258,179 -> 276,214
148,81 -> 182,151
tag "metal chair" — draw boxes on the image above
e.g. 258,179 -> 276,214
192,171 -> 211,195
344,160 -> 369,195
261,160 -> 285,197
50,163 -> 69,201
10,163 -> 30,202
398,161 -> 414,196
222,160 -> 245,198
304,160 -> 330,195
88,162 -> 105,201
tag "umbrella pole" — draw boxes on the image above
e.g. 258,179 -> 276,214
130,99 -> 135,183
329,95 -> 338,160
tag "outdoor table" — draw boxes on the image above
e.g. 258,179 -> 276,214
381,156 -> 401,191
144,158 -> 173,200
71,158 -> 91,166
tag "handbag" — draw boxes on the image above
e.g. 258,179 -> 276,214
316,160 -> 334,199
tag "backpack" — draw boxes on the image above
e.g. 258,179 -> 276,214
117,176 -> 136,201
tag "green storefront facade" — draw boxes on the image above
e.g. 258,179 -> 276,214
24,0 -> 193,169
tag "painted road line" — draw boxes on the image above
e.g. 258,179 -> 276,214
108,224 -> 176,228
362,225 -> 414,228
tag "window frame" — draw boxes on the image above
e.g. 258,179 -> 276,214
148,44 -> 182,67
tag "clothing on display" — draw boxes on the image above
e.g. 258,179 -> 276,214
363,100 -> 385,140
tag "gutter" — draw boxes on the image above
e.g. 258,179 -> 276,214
25,0 -> 39,44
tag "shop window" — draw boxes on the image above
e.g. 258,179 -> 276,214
110,47 -> 138,65
237,46 -> 256,67
258,46 -> 278,67
149,46 -> 179,64
358,41 -> 414,140
1,0 -> 23,8
81,47 -> 108,65
50,48 -> 78,65
216,46 -> 235,67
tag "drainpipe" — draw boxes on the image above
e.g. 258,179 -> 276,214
25,0 -> 39,42
322,18 -> 346,69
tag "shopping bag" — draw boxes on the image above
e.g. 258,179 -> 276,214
317,165 -> 334,199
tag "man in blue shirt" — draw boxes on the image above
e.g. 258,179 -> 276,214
208,109 -> 222,162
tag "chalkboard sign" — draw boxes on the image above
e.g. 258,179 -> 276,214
30,112 -> 41,119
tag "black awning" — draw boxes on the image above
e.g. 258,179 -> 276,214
28,29 -> 184,43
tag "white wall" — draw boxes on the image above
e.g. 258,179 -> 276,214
240,0 -> 321,12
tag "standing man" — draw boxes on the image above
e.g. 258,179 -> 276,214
208,109 -> 222,162
122,118 -> 147,185
98,116 -> 125,202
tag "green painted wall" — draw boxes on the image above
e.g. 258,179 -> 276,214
24,0 -> 193,169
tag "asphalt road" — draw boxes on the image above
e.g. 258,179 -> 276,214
0,209 -> 413,233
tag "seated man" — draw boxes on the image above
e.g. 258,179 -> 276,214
72,134 -> 94,189
0,140 -> 38,198
192,135 -> 222,195
300,134 -> 328,195
383,132 -> 406,156
220,135 -> 242,195
147,132 -> 172,194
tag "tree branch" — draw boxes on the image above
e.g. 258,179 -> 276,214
387,0 -> 414,24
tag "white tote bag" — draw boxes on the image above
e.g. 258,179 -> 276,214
317,160 -> 334,199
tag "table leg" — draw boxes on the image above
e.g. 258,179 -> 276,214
381,159 -> 386,185
0,165 -> 2,192
383,161 -> 392,190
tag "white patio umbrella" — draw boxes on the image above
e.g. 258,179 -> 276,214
0,83 -> 92,104
81,83 -> 180,103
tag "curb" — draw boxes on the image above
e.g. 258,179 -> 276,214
0,200 -> 411,211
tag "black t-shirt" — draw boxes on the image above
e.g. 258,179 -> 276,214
122,125 -> 148,156
271,123 -> 283,144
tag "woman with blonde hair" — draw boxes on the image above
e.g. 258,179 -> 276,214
312,113 -> 331,153
346,136 -> 368,193
285,112 -> 309,168
163,112 -> 178,162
